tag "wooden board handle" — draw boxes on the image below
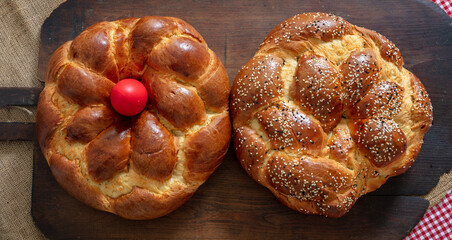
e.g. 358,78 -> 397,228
0,87 -> 42,108
0,123 -> 36,141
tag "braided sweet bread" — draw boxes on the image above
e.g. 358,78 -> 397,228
231,13 -> 432,217
36,16 -> 231,219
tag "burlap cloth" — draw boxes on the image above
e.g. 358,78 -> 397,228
0,0 -> 450,239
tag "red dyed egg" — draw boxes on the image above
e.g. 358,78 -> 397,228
110,79 -> 148,116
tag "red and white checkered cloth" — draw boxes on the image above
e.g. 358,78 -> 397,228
405,190 -> 452,239
432,0 -> 452,18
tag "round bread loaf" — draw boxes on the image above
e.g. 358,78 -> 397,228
231,12 -> 432,217
36,16 -> 231,220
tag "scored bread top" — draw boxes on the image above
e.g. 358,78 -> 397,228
231,12 -> 432,217
36,16 -> 231,220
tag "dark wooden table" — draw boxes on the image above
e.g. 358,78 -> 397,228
1,0 -> 451,239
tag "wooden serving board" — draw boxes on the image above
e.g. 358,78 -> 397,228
30,0 -> 452,239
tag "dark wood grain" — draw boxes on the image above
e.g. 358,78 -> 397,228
0,87 -> 42,107
0,123 -> 35,141
32,0 -> 452,239
32,144 -> 428,240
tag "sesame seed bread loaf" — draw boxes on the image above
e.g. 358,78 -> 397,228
231,12 -> 432,217
36,16 -> 231,220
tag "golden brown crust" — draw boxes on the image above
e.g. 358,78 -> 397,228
86,121 -> 131,182
410,74 -> 433,133
328,126 -> 355,169
45,42 -> 71,83
48,153 -> 107,211
261,12 -> 353,54
37,16 -> 230,219
196,54 -> 230,112
340,49 -> 381,109
143,69 -> 206,130
127,16 -> 204,76
265,153 -> 356,217
109,186 -> 194,220
256,103 -> 327,155
291,51 -> 343,132
69,22 -> 119,82
231,54 -> 284,127
66,106 -> 118,143
355,26 -> 404,68
231,12 -> 432,217
184,112 -> 231,181
148,36 -> 210,81
349,118 -> 407,168
234,126 -> 268,180
36,88 -> 63,151
57,64 -> 114,105
346,81 -> 404,119
131,111 -> 177,181
129,17 -> 179,72
266,153 -> 353,201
